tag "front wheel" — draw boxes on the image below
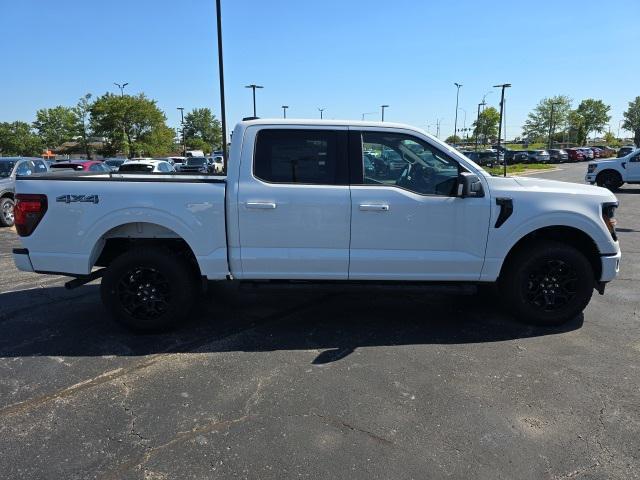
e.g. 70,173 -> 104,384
596,170 -> 623,191
100,247 -> 198,332
0,197 -> 15,227
501,241 -> 594,326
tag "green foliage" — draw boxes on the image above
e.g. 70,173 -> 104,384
33,105 -> 77,149
522,95 -> 572,142
603,131 -> 621,147
622,96 -> 640,147
183,108 -> 222,153
0,121 -> 43,156
473,107 -> 500,143
572,99 -> 611,144
90,93 -> 173,157
445,135 -> 462,144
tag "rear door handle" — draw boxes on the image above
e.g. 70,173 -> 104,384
246,201 -> 277,209
359,203 -> 390,211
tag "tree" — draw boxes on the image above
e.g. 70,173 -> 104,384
622,96 -> 640,147
473,107 -> 500,144
72,93 -> 93,158
90,93 -> 173,157
522,95 -> 572,142
0,121 -> 43,156
183,108 -> 222,153
32,106 -> 77,149
603,131 -> 621,148
572,99 -> 611,144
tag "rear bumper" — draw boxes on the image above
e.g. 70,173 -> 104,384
12,248 -> 34,273
600,250 -> 621,282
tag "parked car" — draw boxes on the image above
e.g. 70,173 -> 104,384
585,148 -> 640,190
118,160 -> 176,173
577,148 -> 594,160
12,119 -> 621,332
592,146 -> 616,158
104,158 -> 127,172
503,149 -> 529,164
0,157 -> 49,227
617,146 -> 637,158
590,148 -> 602,159
179,156 -> 215,174
49,160 -> 111,172
525,150 -> 551,163
548,149 -> 569,163
463,150 -> 498,167
566,148 -> 585,162
209,155 -> 225,174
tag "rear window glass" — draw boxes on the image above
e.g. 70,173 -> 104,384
119,163 -> 154,172
254,129 -> 346,185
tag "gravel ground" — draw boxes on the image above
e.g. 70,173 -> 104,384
0,162 -> 638,480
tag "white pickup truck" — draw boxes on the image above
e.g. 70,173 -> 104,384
12,120 -> 621,331
585,147 -> 640,190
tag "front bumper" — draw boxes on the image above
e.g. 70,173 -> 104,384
13,248 -> 34,273
600,250 -> 621,282
585,173 -> 597,183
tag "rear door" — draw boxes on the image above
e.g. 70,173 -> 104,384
236,126 -> 351,279
348,128 -> 491,281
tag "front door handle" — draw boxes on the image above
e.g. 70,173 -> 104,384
359,203 -> 390,212
246,201 -> 277,209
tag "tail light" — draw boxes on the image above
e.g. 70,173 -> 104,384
15,194 -> 48,237
602,202 -> 618,241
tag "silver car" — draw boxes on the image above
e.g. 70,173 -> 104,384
0,157 -> 49,227
526,150 -> 551,163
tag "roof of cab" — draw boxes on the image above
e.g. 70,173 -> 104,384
236,118 -> 425,132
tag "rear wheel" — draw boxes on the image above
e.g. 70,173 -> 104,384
596,170 -> 623,191
100,247 -> 198,332
501,241 -> 594,326
0,197 -> 15,227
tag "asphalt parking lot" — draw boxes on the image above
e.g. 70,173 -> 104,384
0,162 -> 638,480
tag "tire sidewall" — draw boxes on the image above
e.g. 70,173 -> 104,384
503,242 -> 594,326
0,197 -> 15,227
101,248 -> 197,332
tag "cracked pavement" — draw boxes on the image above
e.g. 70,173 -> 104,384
0,163 -> 639,479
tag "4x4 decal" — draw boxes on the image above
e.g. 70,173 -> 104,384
56,194 -> 99,204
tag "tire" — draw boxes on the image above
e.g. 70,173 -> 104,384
596,170 -> 623,191
100,247 -> 198,332
501,240 -> 594,326
0,197 -> 15,228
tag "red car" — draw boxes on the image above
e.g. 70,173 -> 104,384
565,148 -> 585,162
49,161 -> 111,172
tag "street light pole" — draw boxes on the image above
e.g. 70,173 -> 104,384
215,0 -> 228,171
618,120 -> 624,139
475,101 -> 485,152
458,108 -> 466,143
548,102 -> 561,151
282,105 -> 288,119
380,105 -> 389,122
177,107 -> 186,157
453,83 -> 462,143
493,83 -> 512,177
318,108 -> 325,119
114,82 -> 128,96
245,84 -> 263,117
361,112 -> 376,120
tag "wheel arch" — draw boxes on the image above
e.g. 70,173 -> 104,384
498,225 -> 601,282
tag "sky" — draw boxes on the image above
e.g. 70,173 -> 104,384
1,0 -> 639,140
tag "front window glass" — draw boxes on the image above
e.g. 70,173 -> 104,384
361,132 -> 459,196
0,161 -> 16,178
15,161 -> 34,176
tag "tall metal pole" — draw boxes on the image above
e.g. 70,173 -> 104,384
215,0 -> 228,170
548,103 -> 556,151
493,83 -> 511,177
114,82 -> 128,96
282,105 -> 288,119
244,84 -> 263,117
177,107 -> 186,157
475,102 -> 484,152
318,108 -> 325,119
453,83 -> 462,143
381,105 -> 389,122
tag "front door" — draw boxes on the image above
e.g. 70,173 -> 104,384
237,127 -> 351,279
349,129 -> 491,281
626,151 -> 640,182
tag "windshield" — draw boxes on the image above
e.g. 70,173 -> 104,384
119,163 -> 154,172
186,158 -> 206,166
50,163 -> 83,170
0,160 -> 16,178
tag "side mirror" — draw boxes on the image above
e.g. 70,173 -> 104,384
457,172 -> 484,198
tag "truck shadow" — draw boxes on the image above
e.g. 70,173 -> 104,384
0,284 -> 583,363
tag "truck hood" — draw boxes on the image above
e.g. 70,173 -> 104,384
512,176 -> 616,200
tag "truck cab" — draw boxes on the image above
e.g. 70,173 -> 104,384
585,148 -> 640,190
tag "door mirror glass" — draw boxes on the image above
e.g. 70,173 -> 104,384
457,172 -> 484,198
